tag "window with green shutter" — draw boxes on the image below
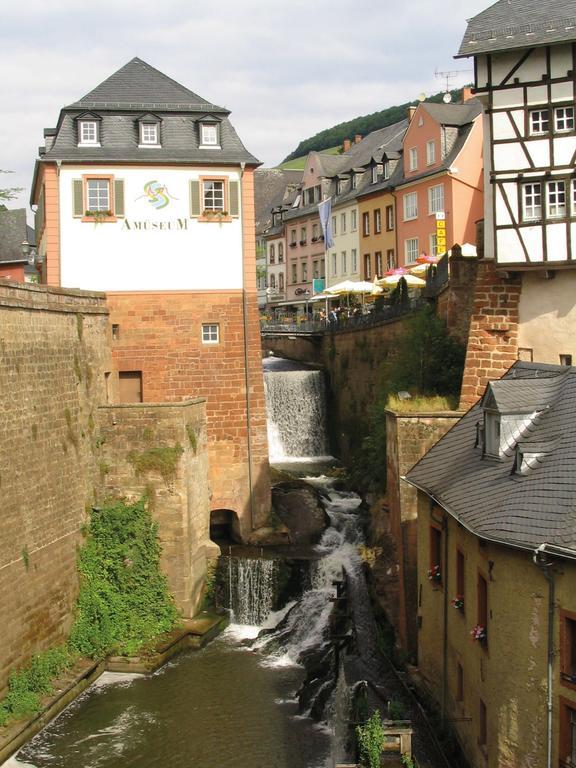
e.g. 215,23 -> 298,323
229,180 -> 239,217
114,179 -> 125,217
72,179 -> 84,217
190,180 -> 201,216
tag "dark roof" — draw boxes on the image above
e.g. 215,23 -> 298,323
406,362 -> 576,552
457,0 -> 576,57
66,57 -> 227,113
254,168 -> 302,234
34,58 -> 258,179
0,209 -> 29,264
421,101 -> 482,126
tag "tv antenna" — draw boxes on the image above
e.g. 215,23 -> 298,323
434,67 -> 472,102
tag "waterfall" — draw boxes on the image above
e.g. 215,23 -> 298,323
227,557 -> 278,626
263,356 -> 331,462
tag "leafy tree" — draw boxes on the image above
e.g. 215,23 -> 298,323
0,170 -> 23,202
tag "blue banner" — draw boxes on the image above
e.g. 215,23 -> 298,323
317,198 -> 334,249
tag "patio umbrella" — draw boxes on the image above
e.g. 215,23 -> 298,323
326,279 -> 375,295
376,273 -> 426,289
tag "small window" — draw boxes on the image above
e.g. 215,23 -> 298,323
386,249 -> 395,270
375,251 -> 382,277
429,525 -> 442,585
269,244 -> 275,264
269,273 -> 276,289
312,223 -> 319,240
79,120 -> 99,146
522,182 -> 542,221
201,123 -> 219,146
202,323 -> 220,344
140,123 -> 159,145
300,227 -> 307,245
555,106 -> 574,133
86,179 -> 110,212
362,212 -> 370,236
547,180 -> 566,218
409,147 -> 418,171
331,252 -> 337,276
405,237 -> 419,263
560,701 -> 576,766
118,371 -> 142,403
291,263 -> 297,283
341,213 -> 346,233
484,411 -> 501,457
341,251 -> 347,274
351,174 -> 357,189
278,243 -> 284,262
383,161 -> 390,180
386,205 -> 394,231
426,140 -> 436,165
429,233 -> 438,257
371,165 -> 378,183
351,210 -> 358,231
278,273 -> 284,291
477,573 -> 488,646
290,229 -> 297,246
403,192 -> 418,220
374,208 -> 382,234
561,612 -> 576,683
332,216 -> 337,236
530,109 -> 549,135
364,253 -> 371,279
203,179 -> 225,211
313,260 -> 319,278
301,262 -> 308,281
428,184 -> 444,215
560,354 -> 573,366
351,248 -> 358,272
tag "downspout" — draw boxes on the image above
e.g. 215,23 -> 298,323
391,189 -> 399,266
534,544 -> 555,768
442,510 -> 449,721
239,160 -> 256,534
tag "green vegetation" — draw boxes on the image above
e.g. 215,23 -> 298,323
356,710 -> 385,768
401,755 -> 416,768
349,306 -> 465,492
69,498 -> 179,658
279,145 -> 340,169
128,443 -> 184,486
0,499 -> 178,728
283,88 -> 465,162
186,424 -> 198,453
76,313 -> 84,341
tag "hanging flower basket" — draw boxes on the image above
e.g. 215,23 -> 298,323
470,624 -> 487,642
427,565 -> 441,582
450,595 -> 465,610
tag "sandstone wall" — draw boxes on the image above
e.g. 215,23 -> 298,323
0,281 -> 111,694
107,290 -> 270,535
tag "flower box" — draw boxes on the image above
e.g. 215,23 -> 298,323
427,565 -> 441,582
450,595 -> 465,610
470,624 -> 487,642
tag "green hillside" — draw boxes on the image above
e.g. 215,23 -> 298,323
282,88 -> 466,163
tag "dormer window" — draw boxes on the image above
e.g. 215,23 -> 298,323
371,165 -> 378,184
351,174 -> 357,190
140,122 -> 160,146
484,411 -> 501,457
383,161 -> 390,180
78,120 -> 100,146
200,123 -> 219,147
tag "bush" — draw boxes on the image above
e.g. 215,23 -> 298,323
356,710 -> 385,768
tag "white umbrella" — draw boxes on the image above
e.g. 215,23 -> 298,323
326,279 -> 376,295
376,273 -> 426,289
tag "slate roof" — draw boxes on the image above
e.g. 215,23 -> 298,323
34,58 -> 258,176
254,168 -> 302,234
457,0 -> 576,57
0,209 -> 29,264
405,362 -> 576,552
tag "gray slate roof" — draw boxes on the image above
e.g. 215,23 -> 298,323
36,58 -> 258,170
0,209 -> 29,264
406,362 -> 576,552
254,168 -> 302,234
457,0 -> 576,57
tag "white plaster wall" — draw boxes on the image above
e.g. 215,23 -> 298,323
550,45 -> 572,79
493,112 -> 517,140
497,228 -> 543,264
328,202 -> 360,285
526,84 -> 548,106
553,136 -> 576,166
519,271 -> 576,363
59,166 -> 243,291
493,88 -> 524,110
494,143 -> 532,172
551,81 -> 573,102
546,224 -> 568,262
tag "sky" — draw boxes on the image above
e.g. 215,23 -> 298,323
1,0 -> 490,214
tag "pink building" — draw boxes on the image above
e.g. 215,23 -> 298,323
396,97 -> 483,265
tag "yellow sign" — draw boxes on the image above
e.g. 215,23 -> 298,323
435,211 -> 446,254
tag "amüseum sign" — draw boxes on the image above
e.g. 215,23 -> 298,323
121,219 -> 191,231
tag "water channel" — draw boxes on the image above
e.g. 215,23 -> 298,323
5,357 -> 364,768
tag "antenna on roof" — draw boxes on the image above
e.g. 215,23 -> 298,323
434,67 -> 473,100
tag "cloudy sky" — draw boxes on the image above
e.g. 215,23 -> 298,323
2,0 -> 488,214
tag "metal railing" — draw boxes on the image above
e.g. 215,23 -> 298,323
261,297 -> 426,335
424,253 -> 449,297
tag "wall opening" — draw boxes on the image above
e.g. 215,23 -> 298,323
210,509 -> 241,544
118,371 -> 143,403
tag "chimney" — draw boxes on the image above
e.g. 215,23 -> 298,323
343,138 -> 351,152
354,134 -> 362,144
408,105 -> 417,121
462,86 -> 474,103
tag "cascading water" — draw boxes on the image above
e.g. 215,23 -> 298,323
263,356 -> 331,462
227,557 -> 278,625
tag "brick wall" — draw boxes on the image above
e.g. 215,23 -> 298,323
107,289 -> 270,535
96,399 -> 212,617
386,411 -> 461,658
0,281 -> 110,693
459,259 -> 521,408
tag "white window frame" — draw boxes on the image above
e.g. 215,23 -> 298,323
332,216 -> 337,236
351,248 -> 357,273
374,208 -> 382,233
291,263 -> 297,283
79,120 -> 99,146
200,123 -> 219,147
428,184 -> 444,215
386,205 -> 394,231
547,180 -> 566,218
429,233 -> 438,257
202,179 -> 225,211
555,106 -> 575,133
405,237 -> 419,263
331,253 -> 337,276
269,244 -> 275,264
351,174 -> 358,189
530,109 -> 549,135
572,180 -> 576,216
522,182 -> 542,221
301,262 -> 308,281
86,179 -> 110,212
383,161 -> 390,180
409,147 -> 418,171
362,212 -> 370,236
278,242 -> 284,262
139,122 -> 159,146
426,140 -> 436,165
371,165 -> 378,183
202,323 -> 220,344
484,411 -> 501,457
341,251 -> 347,274
403,192 -> 418,221
341,212 -> 346,233
351,209 -> 357,231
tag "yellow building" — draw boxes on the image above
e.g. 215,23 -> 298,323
357,187 -> 397,280
406,362 -> 576,767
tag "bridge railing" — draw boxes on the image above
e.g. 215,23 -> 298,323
261,297 -> 426,335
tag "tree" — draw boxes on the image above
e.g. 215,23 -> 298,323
0,171 -> 23,203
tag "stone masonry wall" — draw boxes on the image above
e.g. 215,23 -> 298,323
459,259 -> 521,409
385,411 -> 461,659
107,290 -> 270,536
96,400 -> 212,617
0,281 -> 111,694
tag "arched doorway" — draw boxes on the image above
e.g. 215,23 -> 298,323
210,509 -> 241,544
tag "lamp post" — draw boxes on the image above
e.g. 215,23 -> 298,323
304,289 -> 310,321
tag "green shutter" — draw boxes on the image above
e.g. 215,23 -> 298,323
229,180 -> 239,217
190,180 -> 201,216
72,179 -> 83,217
114,179 -> 125,217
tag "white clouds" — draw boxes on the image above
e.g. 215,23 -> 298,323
2,0 -> 488,212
